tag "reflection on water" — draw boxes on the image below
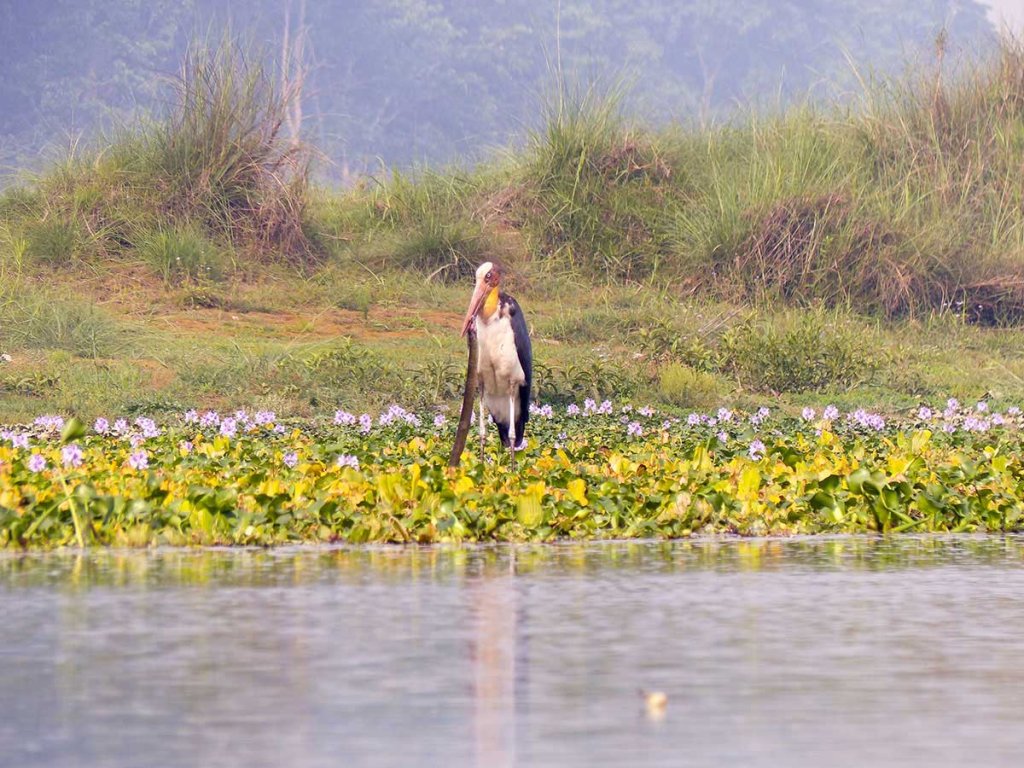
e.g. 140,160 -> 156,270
3,537 -> 1024,767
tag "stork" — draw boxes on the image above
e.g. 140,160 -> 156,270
461,262 -> 532,468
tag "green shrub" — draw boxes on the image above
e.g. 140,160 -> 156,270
23,217 -> 86,266
0,284 -> 128,358
388,218 -> 483,282
534,359 -> 643,404
724,311 -> 881,393
139,226 -> 223,283
657,363 -> 722,408
332,284 -> 374,316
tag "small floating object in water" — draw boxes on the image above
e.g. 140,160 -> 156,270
639,689 -> 668,718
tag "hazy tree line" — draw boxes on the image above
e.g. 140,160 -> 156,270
0,0 -> 996,181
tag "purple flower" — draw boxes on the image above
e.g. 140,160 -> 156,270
199,411 -> 220,427
717,407 -> 733,422
942,422 -> 956,433
135,417 -> 159,439
219,418 -> 237,438
283,451 -> 298,468
112,418 -> 129,436
917,406 -> 933,421
686,413 -> 701,426
273,424 -> 286,434
963,416 -> 991,433
748,439 -> 766,460
992,413 -> 1006,426
539,404 -> 554,418
93,417 -> 110,435
621,404 -> 633,413
128,451 -> 149,470
598,400 -> 613,415
801,407 -> 816,421
179,440 -> 193,454
566,403 -> 581,416
976,401 -> 989,413
627,421 -> 643,437
254,410 -> 275,426
716,431 -> 728,443
749,407 -> 770,426
12,433 -> 29,450
61,444 -> 83,468
27,453 -> 46,473
847,409 -> 885,431
336,454 -> 360,470
433,413 -> 447,428
583,398 -> 597,415
638,406 -> 654,417
359,414 -> 372,434
823,405 -> 839,421
183,409 -> 199,424
34,415 -> 65,431
1008,406 -> 1021,416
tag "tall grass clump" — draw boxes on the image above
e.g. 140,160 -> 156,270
842,40 -> 1024,322
2,36 -> 313,275
660,41 -> 1024,323
123,38 -> 312,259
519,81 -> 672,280
0,280 -> 128,358
320,165 -> 524,283
138,225 -> 224,284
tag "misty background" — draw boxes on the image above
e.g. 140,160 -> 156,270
0,1 -> 1007,183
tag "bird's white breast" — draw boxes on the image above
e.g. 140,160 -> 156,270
475,312 -> 525,424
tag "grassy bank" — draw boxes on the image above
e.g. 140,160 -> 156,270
4,42 -> 1024,424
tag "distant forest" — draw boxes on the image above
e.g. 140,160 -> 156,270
0,1 -> 997,181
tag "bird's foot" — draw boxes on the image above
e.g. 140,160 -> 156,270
513,438 -> 527,452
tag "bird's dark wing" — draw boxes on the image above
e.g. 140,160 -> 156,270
504,293 -> 532,422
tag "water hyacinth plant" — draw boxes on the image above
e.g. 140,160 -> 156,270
4,399 -> 1024,547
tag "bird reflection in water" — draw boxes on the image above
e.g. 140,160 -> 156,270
470,554 -> 525,768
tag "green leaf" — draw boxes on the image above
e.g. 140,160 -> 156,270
61,417 -> 87,444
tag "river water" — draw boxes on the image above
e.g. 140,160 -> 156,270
2,537 -> 1024,767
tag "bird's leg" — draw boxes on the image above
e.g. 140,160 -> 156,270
508,390 -> 517,472
478,391 -> 486,463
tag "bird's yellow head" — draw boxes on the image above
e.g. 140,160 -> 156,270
461,261 -> 501,336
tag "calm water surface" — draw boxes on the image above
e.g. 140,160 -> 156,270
3,537 -> 1024,767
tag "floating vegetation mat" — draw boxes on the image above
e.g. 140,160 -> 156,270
2,399 -> 1023,547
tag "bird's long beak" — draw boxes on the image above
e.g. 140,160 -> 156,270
461,281 -> 488,337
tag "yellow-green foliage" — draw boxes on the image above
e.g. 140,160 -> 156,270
658,363 -> 721,407
4,405 -> 1024,548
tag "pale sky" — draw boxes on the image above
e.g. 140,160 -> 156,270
982,0 -> 1024,35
